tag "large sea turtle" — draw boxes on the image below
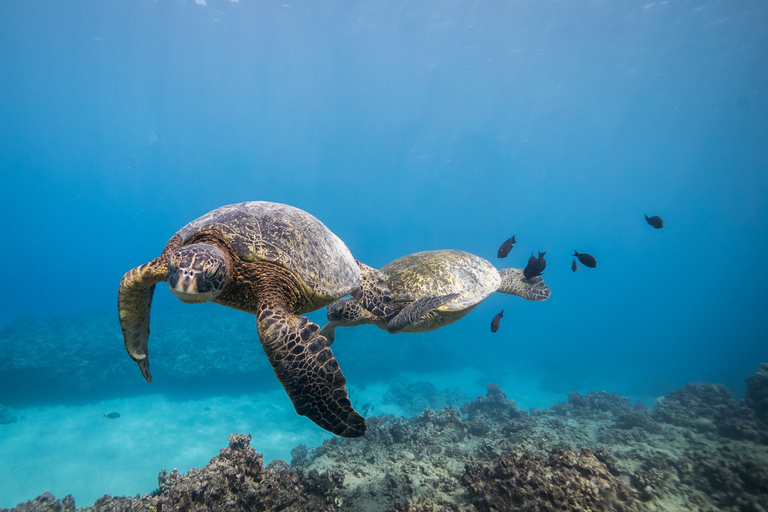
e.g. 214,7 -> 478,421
117,201 -> 393,437
319,249 -> 550,343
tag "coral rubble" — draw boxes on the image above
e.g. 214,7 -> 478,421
4,366 -> 768,512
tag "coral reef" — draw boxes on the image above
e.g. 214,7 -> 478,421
460,382 -> 526,422
383,380 -> 470,416
5,366 -> 768,512
0,310 -> 273,405
746,362 -> 768,437
652,382 -> 761,441
463,447 -> 635,511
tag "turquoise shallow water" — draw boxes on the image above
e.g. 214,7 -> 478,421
1,367 -> 575,508
1,0 -> 767,507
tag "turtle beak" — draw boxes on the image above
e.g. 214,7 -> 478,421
168,269 -> 209,303
169,269 -> 201,294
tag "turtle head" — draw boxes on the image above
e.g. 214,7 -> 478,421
327,297 -> 378,327
168,243 -> 229,303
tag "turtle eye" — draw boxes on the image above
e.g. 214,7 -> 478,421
204,261 -> 221,278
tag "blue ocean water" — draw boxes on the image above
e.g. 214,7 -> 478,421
1,0 -> 767,507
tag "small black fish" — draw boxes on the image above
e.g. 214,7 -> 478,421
497,235 -> 517,258
491,310 -> 504,333
645,215 -> 664,229
569,259 -> 581,272
573,250 -> 596,268
104,412 -> 120,419
523,251 -> 546,279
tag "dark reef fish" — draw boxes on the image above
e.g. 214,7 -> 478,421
497,236 -> 517,258
490,310 -> 504,333
523,251 -> 547,279
645,214 -> 664,229
104,412 -> 121,419
573,251 -> 596,268
569,259 -> 581,272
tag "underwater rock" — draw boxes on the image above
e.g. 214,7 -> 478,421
652,382 -> 760,441
0,310 -> 271,405
383,381 -> 470,416
0,404 -> 17,425
135,433 -> 332,512
7,368 -> 768,512
2,433 -> 333,512
613,411 -> 664,435
550,390 -> 633,418
745,362 -> 768,418
2,493 -> 74,512
460,383 -> 527,422
463,447 -> 636,511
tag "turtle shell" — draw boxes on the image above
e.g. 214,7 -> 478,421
176,202 -> 361,303
381,250 -> 501,312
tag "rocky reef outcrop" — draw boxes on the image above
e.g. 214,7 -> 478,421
5,365 -> 768,512
383,380 -> 470,416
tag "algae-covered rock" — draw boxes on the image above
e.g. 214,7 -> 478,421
460,383 -> 526,422
555,390 -> 633,418
3,493 -> 74,512
7,367 -> 768,512
653,382 -> 759,441
383,381 -> 469,416
463,447 -> 635,511
746,363 -> 768,418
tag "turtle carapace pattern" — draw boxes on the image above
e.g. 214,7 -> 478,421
319,249 -> 550,344
117,201 -> 394,438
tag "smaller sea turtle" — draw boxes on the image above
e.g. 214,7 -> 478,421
319,249 -> 550,343
117,201 -> 393,437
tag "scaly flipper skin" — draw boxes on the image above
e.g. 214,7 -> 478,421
117,235 -> 183,383
497,268 -> 551,301
257,301 -> 366,437
352,261 -> 394,317
318,322 -> 337,346
387,293 -> 461,334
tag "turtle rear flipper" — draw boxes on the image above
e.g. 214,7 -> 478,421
498,268 -> 551,301
387,293 -> 460,334
318,322 -> 337,346
257,307 -> 365,438
352,261 -> 394,317
117,235 -> 182,384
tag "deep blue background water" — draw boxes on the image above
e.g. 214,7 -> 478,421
1,0 -> 767,405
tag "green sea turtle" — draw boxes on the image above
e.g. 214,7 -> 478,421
319,249 -> 550,343
117,201 -> 393,437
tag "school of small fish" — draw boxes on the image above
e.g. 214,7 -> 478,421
491,214 -> 663,332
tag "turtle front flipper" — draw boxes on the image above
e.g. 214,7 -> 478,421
257,304 -> 366,438
497,268 -> 551,301
351,261 -> 394,317
387,293 -> 460,334
117,235 -> 182,384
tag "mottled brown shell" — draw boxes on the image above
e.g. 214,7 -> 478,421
381,250 -> 501,312
176,202 -> 361,302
